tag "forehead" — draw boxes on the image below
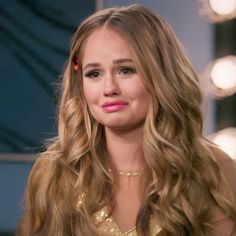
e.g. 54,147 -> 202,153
81,28 -> 134,63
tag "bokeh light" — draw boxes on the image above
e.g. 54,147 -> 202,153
211,57 -> 236,90
210,128 -> 236,160
209,0 -> 236,15
201,0 -> 236,21
203,56 -> 236,98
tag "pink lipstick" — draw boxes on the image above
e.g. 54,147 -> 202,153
101,100 -> 128,112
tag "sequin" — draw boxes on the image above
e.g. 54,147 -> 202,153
77,194 -> 161,235
77,192 -> 85,208
94,207 -> 161,236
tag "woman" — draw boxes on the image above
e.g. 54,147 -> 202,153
16,4 -> 236,236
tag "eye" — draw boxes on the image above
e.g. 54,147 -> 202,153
119,66 -> 136,75
84,70 -> 101,79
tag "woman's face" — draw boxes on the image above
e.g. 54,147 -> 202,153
82,28 -> 149,131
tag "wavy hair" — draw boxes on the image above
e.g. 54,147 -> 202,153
16,4 -> 236,236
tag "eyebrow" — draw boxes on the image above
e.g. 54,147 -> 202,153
83,58 -> 134,70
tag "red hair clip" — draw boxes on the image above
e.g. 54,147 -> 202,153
73,55 -> 79,72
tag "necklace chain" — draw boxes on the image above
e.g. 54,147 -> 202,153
108,168 -> 139,176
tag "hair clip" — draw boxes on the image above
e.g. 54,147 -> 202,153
73,55 -> 79,72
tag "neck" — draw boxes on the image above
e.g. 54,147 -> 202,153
105,126 -> 145,171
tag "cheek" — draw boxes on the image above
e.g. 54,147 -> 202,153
128,83 -> 149,105
83,82 -> 103,123
133,85 -> 150,114
139,91 -> 150,113
83,82 -> 98,106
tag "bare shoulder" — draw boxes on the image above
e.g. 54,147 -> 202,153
210,145 -> 236,199
207,146 -> 236,235
210,145 -> 236,170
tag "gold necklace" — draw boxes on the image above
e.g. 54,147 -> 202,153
108,168 -> 139,176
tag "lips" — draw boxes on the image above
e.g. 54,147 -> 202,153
101,100 -> 128,107
101,100 -> 128,112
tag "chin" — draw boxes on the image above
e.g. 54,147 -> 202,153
101,121 -> 128,129
100,119 -> 145,132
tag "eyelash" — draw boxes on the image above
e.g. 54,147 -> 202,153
84,66 -> 136,79
119,66 -> 136,75
84,70 -> 100,78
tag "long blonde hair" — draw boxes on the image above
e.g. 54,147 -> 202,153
16,4 -> 236,236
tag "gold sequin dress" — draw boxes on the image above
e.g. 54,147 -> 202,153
77,194 -> 161,235
93,207 -> 161,236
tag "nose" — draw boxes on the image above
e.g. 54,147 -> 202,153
103,76 -> 121,97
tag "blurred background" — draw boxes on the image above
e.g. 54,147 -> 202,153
0,0 -> 236,235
